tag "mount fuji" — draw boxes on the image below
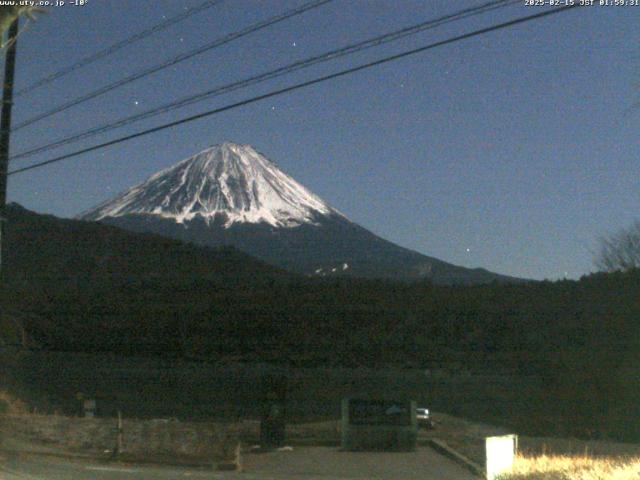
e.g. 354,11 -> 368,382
79,142 -> 517,284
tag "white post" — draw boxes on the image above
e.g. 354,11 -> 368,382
486,434 -> 517,480
117,410 -> 123,453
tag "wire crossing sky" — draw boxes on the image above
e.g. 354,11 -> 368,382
6,0 -> 640,281
14,0 -> 224,97
11,0 -> 334,131
10,0 -> 519,163
8,5 -> 577,176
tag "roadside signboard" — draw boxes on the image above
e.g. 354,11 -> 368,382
341,398 -> 417,451
348,399 -> 412,426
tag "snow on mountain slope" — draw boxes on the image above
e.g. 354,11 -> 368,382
79,141 -> 523,284
81,142 -> 342,228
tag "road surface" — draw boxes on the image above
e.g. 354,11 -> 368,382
0,446 -> 477,479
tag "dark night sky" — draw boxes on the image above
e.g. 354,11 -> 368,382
6,0 -> 639,280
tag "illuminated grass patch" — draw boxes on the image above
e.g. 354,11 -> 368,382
498,454 -> 640,480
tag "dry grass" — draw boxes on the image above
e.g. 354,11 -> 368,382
0,390 -> 28,415
497,454 -> 640,480
520,436 -> 640,459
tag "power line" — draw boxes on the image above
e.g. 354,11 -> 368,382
15,0 -> 224,98
11,0 -> 334,132
8,5 -> 580,177
11,0 -> 519,163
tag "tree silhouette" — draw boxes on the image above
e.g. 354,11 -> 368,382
596,221 -> 640,272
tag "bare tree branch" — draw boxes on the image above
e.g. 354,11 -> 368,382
596,220 -> 640,272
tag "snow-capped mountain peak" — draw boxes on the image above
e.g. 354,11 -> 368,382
80,142 -> 342,228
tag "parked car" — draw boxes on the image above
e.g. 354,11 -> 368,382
416,407 -> 434,429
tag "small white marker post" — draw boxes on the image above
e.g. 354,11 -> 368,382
486,434 -> 517,480
83,398 -> 96,418
117,410 -> 123,454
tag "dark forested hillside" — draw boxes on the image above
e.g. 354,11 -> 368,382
2,204 -> 640,439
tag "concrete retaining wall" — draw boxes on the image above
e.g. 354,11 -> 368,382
0,414 -> 247,461
1,413 -> 343,459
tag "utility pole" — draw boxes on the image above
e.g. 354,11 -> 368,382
0,17 -> 19,279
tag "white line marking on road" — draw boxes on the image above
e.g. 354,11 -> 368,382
85,465 -> 138,473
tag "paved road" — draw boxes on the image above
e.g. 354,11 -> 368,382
0,451 -> 216,480
0,447 -> 476,479
242,446 -> 477,479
